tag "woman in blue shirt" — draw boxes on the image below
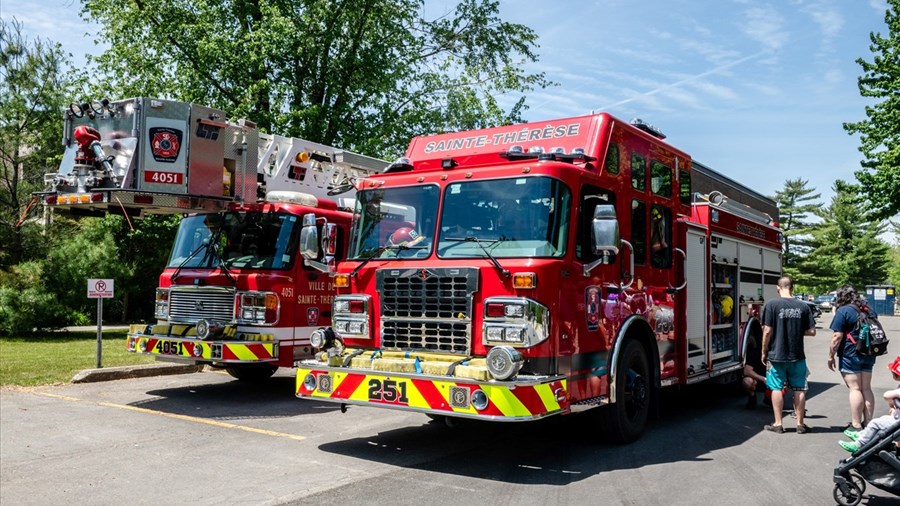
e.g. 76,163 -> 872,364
827,285 -> 878,435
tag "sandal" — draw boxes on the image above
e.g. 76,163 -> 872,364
796,424 -> 811,434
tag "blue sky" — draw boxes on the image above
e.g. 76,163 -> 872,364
2,0 -> 893,221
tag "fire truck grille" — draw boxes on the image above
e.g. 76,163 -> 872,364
168,288 -> 235,323
377,267 -> 479,355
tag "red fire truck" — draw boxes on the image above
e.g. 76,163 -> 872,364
293,113 -> 783,441
39,98 -> 385,380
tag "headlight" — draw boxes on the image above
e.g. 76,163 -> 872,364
483,297 -> 549,347
155,288 -> 169,319
332,295 -> 371,339
303,373 -> 317,391
236,291 -> 280,325
471,389 -> 489,411
486,346 -> 523,380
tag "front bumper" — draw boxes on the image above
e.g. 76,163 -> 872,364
125,324 -> 277,364
295,350 -> 568,421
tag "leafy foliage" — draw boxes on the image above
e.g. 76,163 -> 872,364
843,0 -> 900,220
797,180 -> 890,293
0,261 -> 75,334
81,0 -> 551,159
888,222 -> 900,288
0,19 -> 76,268
771,178 -> 821,272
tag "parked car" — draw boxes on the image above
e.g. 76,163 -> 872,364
814,294 -> 835,313
806,300 -> 822,319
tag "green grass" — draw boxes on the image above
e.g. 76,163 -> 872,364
0,330 -> 156,386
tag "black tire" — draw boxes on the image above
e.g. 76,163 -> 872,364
604,339 -> 651,444
225,363 -> 278,382
833,481 -> 863,506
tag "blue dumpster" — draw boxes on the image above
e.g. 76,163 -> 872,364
865,285 -> 896,316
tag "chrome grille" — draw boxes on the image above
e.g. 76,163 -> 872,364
168,288 -> 235,323
377,267 -> 478,354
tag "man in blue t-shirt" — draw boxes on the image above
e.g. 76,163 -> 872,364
761,276 -> 817,434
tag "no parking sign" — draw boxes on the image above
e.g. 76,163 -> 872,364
87,279 -> 114,298
87,279 -> 114,368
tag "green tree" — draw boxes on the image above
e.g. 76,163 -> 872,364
771,178 -> 821,278
111,214 -> 180,321
843,0 -> 900,220
799,180 -> 890,292
887,221 -> 900,288
0,261 -> 72,334
43,216 -> 135,321
82,0 -> 551,158
0,19 -> 74,268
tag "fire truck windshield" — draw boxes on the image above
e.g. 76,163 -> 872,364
438,176 -> 570,258
167,211 -> 301,270
349,185 -> 440,260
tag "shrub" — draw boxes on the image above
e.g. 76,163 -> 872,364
0,262 -> 76,334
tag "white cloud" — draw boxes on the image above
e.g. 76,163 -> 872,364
740,6 -> 789,54
868,0 -> 888,13
806,4 -> 844,38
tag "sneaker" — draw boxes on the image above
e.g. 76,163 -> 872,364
843,427 -> 863,440
839,440 -> 859,453
764,424 -> 784,434
796,424 -> 811,434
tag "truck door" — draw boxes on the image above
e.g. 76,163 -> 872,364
683,225 -> 708,377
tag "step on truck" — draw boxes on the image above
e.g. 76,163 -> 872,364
38,97 -> 386,380
293,113 -> 783,441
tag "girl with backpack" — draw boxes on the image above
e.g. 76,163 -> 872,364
828,285 -> 879,437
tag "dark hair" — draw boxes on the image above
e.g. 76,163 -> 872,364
834,285 -> 860,308
777,276 -> 794,290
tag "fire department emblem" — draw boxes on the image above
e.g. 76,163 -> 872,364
307,307 -> 320,326
585,286 -> 601,331
149,127 -> 183,163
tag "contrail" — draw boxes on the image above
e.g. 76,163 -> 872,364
599,49 -> 772,110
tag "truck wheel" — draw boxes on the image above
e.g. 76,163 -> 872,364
225,364 -> 278,381
604,339 -> 650,444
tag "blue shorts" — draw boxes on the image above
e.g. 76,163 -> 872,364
839,353 -> 876,374
766,360 -> 808,391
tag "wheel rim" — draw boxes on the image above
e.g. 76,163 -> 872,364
833,482 -> 862,506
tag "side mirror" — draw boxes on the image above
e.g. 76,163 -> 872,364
591,204 -> 620,256
299,213 -> 319,260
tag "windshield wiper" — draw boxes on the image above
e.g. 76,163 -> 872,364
202,226 -> 237,285
444,236 -> 510,278
350,246 -> 388,277
171,240 -> 211,283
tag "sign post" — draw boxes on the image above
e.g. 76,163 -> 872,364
87,279 -> 114,368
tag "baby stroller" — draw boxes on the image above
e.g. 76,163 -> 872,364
833,419 -> 900,505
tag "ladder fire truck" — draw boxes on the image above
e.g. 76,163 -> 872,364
293,113 -> 783,441
38,97 -> 385,380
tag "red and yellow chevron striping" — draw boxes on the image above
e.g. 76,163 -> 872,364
126,335 -> 276,363
296,367 -> 568,420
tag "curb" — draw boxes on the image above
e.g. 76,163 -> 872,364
71,364 -> 204,383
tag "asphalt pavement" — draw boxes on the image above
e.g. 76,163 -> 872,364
1,314 -> 897,505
